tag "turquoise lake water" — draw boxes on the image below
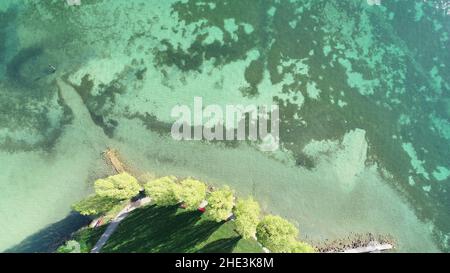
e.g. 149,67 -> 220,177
0,0 -> 449,252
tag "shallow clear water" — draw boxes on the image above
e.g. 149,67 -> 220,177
0,0 -> 449,252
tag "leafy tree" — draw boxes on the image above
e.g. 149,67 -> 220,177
175,178 -> 207,210
206,186 -> 235,222
72,195 -> 120,216
290,241 -> 316,253
233,197 -> 261,239
256,215 -> 299,253
94,172 -> 141,200
56,240 -> 81,253
144,176 -> 179,206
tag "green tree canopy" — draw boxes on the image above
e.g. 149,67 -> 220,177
233,197 -> 261,239
72,195 -> 119,216
206,186 -> 235,222
56,240 -> 81,253
175,178 -> 207,210
94,172 -> 141,200
289,241 -> 316,253
256,215 -> 299,253
144,176 -> 179,206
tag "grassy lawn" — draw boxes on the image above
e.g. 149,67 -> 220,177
72,225 -> 107,253
82,204 -> 263,253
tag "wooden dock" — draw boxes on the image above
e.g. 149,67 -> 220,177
103,148 -> 127,174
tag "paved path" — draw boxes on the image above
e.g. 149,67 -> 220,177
91,197 -> 151,253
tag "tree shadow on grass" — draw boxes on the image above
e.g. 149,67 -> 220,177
197,236 -> 241,253
101,205 -> 223,253
4,212 -> 91,253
